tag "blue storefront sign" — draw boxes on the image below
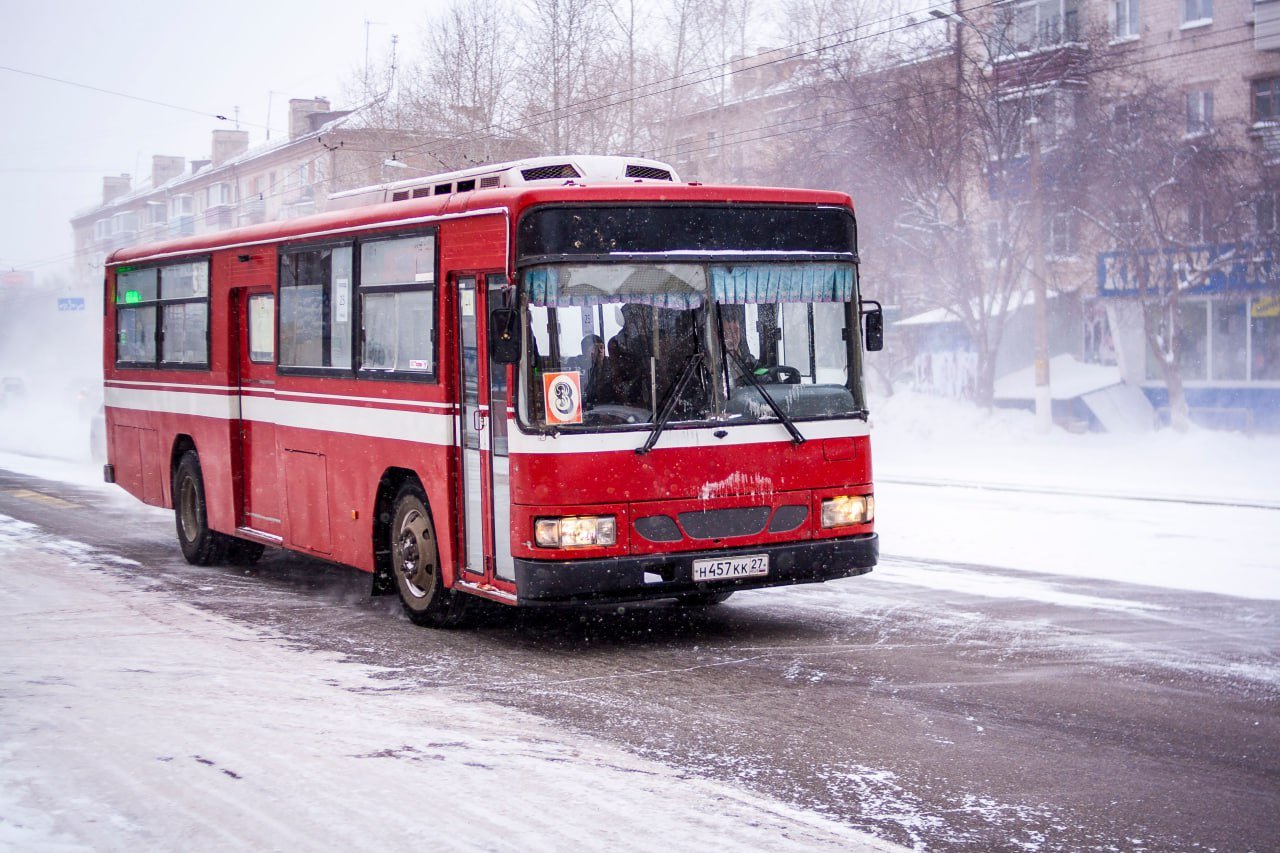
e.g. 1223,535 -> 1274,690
1098,242 -> 1280,297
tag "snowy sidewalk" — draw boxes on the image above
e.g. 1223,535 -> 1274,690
0,515 -> 899,852
870,391 -> 1280,506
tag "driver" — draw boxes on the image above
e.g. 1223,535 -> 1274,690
719,306 -> 760,387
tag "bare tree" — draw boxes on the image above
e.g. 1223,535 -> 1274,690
1073,75 -> 1248,430
517,0 -> 613,152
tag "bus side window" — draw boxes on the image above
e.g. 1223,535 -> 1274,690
279,245 -> 353,369
358,233 -> 437,375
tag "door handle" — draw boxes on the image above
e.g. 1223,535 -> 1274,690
472,409 -> 489,431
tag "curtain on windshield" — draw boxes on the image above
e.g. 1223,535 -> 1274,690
710,263 -> 853,304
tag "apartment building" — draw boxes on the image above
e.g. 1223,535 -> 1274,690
69,99 -> 525,290
667,1 -> 1280,429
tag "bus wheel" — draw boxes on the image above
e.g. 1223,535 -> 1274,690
389,484 -> 467,627
173,450 -> 225,566
676,590 -> 734,606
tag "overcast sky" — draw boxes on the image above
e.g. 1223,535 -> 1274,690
0,0 -> 447,284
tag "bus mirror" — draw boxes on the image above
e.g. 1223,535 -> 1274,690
489,308 -> 522,364
861,301 -> 884,352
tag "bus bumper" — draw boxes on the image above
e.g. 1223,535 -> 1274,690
512,533 -> 877,604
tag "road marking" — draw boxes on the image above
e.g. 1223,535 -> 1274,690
4,489 -> 82,510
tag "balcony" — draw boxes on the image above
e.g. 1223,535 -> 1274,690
170,216 -> 195,238
204,204 -> 235,230
239,198 -> 267,226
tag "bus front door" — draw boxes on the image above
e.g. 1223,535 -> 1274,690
455,273 -> 513,583
234,286 -> 282,541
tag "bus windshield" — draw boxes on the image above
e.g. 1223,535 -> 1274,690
520,260 -> 866,430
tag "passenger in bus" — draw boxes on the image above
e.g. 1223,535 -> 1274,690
570,333 -> 616,405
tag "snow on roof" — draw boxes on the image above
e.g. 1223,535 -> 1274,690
993,354 -> 1122,401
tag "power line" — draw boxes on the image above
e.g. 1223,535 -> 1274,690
0,64 -> 260,129
23,12 -> 1262,272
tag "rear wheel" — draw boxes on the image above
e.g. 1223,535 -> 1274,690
173,450 -> 226,565
389,484 -> 468,627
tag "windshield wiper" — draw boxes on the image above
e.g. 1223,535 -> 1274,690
636,352 -> 704,455
725,349 -> 806,445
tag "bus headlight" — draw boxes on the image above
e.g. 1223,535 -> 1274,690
821,495 -> 874,528
535,516 -> 617,548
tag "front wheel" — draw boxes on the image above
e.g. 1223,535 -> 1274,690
173,450 -> 225,565
389,484 -> 468,628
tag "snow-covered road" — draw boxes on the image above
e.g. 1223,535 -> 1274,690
0,512 -> 896,851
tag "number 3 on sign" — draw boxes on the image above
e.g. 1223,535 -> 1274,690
543,371 -> 583,425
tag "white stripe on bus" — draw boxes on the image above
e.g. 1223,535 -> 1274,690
106,386 -> 454,445
104,385 -> 867,454
106,379 -> 457,413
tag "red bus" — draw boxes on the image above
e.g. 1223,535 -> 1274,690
102,155 -> 882,626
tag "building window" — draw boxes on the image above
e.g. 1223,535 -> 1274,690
1187,201 -> 1210,243
1253,78 -> 1280,123
1253,297 -> 1280,380
1183,0 -> 1211,24
206,182 -> 234,207
93,219 -> 111,241
1212,301 -> 1248,380
1114,0 -> 1139,38
1145,299 -> 1280,383
359,232 -> 437,375
997,0 -> 1081,55
985,221 -> 1004,260
112,211 -> 139,236
279,244 -> 354,370
1147,301 -> 1208,381
1007,88 -> 1081,155
1186,90 -> 1213,135
1256,192 -> 1278,234
1046,209 -> 1075,257
170,194 -> 194,218
115,260 -> 210,367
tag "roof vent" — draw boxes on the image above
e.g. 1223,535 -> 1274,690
479,176 -> 501,189
625,165 -> 673,181
412,187 -> 431,198
521,164 -> 580,181
392,190 -> 411,202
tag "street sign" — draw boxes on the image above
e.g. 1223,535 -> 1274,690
58,297 -> 86,312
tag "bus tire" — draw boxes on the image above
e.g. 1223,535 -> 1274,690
389,484 -> 467,628
676,590 -> 734,606
173,450 -> 226,566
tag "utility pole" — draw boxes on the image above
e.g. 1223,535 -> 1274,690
1027,117 -> 1053,431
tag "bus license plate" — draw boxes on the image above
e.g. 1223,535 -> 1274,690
692,554 -> 769,582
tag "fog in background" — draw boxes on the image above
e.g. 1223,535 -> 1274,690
0,1 -> 451,458
0,0 -> 451,271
